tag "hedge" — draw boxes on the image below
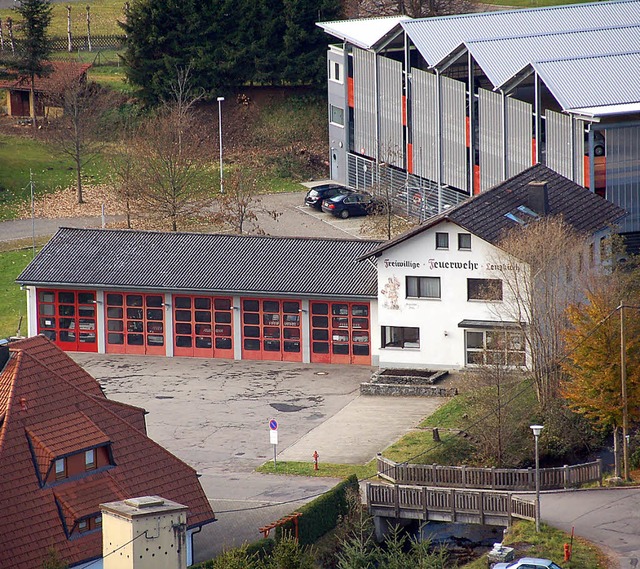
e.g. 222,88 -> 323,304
276,474 -> 359,546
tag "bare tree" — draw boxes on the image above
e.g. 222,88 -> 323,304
107,144 -> 138,229
44,67 -> 118,203
461,352 -> 534,467
126,67 -> 214,231
488,216 -> 595,407
212,167 -> 280,234
347,0 -> 476,19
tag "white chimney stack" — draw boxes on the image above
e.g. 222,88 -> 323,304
101,496 -> 188,569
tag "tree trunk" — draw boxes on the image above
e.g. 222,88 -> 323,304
30,74 -> 38,131
76,158 -> 84,203
613,425 -> 620,478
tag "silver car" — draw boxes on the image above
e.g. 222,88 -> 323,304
493,558 -> 562,569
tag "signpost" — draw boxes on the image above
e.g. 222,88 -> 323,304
269,419 -> 278,468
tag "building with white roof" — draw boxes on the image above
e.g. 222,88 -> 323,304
318,1 -> 640,236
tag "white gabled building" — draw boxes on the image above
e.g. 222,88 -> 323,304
361,164 -> 625,370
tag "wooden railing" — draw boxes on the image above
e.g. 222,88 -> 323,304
377,455 -> 602,491
366,482 -> 535,527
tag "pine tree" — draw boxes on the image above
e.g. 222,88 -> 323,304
14,0 -> 53,126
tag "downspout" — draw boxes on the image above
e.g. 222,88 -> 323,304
467,51 -> 474,194
534,71 -> 541,164
404,30 -> 410,178
189,525 -> 204,566
436,68 -> 442,212
375,50 -> 380,170
501,89 -> 507,180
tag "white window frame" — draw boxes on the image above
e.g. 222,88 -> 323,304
467,278 -> 503,302
406,276 -> 441,299
330,104 -> 345,127
330,61 -> 343,84
381,326 -> 420,349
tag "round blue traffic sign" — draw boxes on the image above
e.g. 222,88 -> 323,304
269,419 -> 278,431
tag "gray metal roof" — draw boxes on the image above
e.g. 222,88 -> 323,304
401,0 -> 640,68
17,228 -> 381,299
466,24 -> 640,89
533,51 -> 640,110
317,16 -> 410,50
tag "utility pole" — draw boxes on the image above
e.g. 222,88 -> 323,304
620,301 -> 630,481
30,170 -> 35,258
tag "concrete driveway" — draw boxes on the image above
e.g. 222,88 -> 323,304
71,353 -> 443,561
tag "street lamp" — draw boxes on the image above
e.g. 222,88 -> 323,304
217,96 -> 224,194
530,424 -> 544,532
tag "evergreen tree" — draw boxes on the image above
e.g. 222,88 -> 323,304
13,0 -> 53,125
121,0 -> 341,103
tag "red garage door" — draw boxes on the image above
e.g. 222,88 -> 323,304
173,295 -> 234,358
105,292 -> 166,356
310,301 -> 370,365
37,289 -> 98,352
241,298 -> 302,362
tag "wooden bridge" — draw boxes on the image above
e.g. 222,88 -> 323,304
367,457 -> 602,529
376,456 -> 602,491
367,482 -> 535,527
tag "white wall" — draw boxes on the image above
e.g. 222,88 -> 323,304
376,220 -> 525,369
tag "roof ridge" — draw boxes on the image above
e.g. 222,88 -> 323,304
405,0 -> 638,24
54,226 -> 384,245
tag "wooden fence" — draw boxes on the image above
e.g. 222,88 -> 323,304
377,455 -> 602,491
367,482 -> 535,527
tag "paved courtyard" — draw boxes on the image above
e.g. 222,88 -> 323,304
71,353 -> 443,561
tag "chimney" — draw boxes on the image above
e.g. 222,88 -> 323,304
101,496 -> 188,569
527,181 -> 549,215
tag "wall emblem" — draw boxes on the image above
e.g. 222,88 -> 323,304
380,276 -> 400,310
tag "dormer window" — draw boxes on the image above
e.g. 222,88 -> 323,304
85,449 -> 96,471
78,519 -> 89,533
55,458 -> 66,480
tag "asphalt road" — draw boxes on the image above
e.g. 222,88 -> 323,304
70,353 -> 442,562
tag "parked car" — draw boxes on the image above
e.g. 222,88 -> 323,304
304,184 -> 352,210
321,191 -> 384,218
493,558 -> 562,569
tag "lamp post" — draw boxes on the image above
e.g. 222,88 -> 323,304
217,96 -> 224,194
530,424 -> 544,532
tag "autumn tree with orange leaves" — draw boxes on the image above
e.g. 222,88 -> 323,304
562,263 -> 640,477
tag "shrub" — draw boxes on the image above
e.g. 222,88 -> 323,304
277,475 -> 359,546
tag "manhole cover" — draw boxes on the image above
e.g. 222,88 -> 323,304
270,403 -> 304,412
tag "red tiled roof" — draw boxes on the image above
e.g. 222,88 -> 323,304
27,411 -> 110,456
0,336 -> 215,569
0,61 -> 92,93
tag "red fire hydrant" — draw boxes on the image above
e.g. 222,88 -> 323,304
564,543 -> 571,562
313,450 -> 319,471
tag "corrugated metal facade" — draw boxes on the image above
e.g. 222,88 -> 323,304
607,125 -> 640,233
505,97 -> 532,178
353,47 -> 377,156
478,88 -> 503,191
546,110 -> 572,180
410,68 -> 438,181
441,76 -> 467,191
378,55 -> 404,167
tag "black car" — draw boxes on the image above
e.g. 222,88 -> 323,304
304,184 -> 352,210
321,191 -> 382,218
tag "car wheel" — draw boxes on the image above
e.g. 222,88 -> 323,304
594,145 -> 605,156
340,209 -> 350,219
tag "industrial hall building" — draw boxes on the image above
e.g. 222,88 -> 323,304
318,0 -> 640,236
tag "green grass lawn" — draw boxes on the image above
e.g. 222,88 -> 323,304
0,134 -> 111,220
462,520 -> 607,568
0,248 -> 33,339
0,0 -> 126,38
